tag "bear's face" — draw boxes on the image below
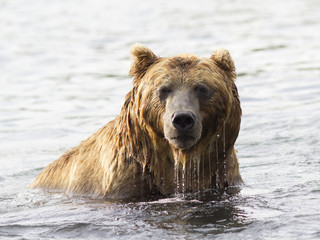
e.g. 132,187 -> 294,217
129,44 -> 236,151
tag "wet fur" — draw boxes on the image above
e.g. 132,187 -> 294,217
29,44 -> 242,199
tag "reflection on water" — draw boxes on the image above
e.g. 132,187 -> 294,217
131,193 -> 251,236
1,0 -> 320,239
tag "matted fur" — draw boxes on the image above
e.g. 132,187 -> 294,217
29,44 -> 242,199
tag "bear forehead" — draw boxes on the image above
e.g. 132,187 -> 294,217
147,55 -> 224,85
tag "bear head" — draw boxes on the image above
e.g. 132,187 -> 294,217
129,44 -> 239,153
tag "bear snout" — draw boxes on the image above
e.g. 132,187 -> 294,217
171,111 -> 196,131
164,109 -> 202,150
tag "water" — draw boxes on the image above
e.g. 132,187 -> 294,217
1,0 -> 320,239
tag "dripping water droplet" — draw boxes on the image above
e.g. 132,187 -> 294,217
182,165 -> 186,196
202,154 -> 205,190
223,121 -> 226,156
197,156 -> 200,195
174,156 -> 179,195
189,157 -> 192,191
223,121 -> 227,187
216,134 -> 220,188
208,142 -> 212,188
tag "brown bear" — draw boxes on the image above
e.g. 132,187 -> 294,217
29,44 -> 242,199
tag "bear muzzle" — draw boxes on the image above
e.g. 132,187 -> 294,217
164,110 -> 202,150
162,89 -> 203,150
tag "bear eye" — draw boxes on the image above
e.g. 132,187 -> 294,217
158,86 -> 172,100
194,84 -> 210,97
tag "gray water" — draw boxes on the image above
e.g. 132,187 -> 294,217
1,0 -> 320,239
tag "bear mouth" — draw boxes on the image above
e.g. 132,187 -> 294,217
171,135 -> 195,141
169,135 -> 197,150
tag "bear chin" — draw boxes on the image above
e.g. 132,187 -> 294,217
167,135 -> 199,150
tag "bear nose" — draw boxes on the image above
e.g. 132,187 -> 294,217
172,111 -> 196,131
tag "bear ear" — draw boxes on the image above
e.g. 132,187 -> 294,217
210,49 -> 236,78
129,43 -> 159,83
